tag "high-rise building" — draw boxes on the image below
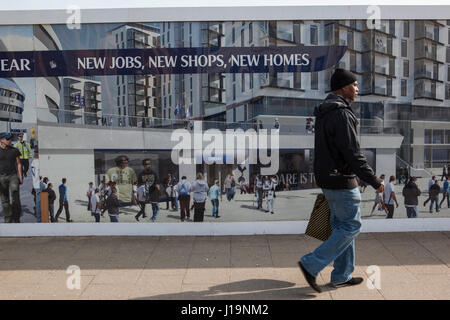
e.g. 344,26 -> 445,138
159,22 -> 226,122
224,20 -> 450,170
61,76 -> 101,125
109,23 -> 160,127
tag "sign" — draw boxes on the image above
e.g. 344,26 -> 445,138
0,46 -> 347,78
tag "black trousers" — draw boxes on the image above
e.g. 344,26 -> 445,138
56,201 -> 70,221
20,159 -> 29,177
193,201 -> 206,222
386,204 -> 395,219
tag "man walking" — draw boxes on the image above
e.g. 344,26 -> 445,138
191,173 -> 209,222
137,159 -> 160,222
402,177 -> 421,218
177,176 -> 192,221
13,133 -> 32,178
429,180 -> 441,214
0,132 -> 23,223
298,69 -> 384,293
46,183 -> 56,222
439,177 -> 450,209
383,175 -> 399,219
423,176 -> 436,207
208,180 -> 222,218
55,178 -> 73,222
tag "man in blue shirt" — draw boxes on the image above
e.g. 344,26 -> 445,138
55,178 -> 73,222
439,177 -> 450,209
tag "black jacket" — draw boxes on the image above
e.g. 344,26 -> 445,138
313,93 -> 382,190
402,181 -> 421,206
429,183 -> 441,197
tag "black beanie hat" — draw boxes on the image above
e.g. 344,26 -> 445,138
330,68 -> 357,91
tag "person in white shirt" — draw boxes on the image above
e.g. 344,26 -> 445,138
263,176 -> 275,214
135,183 -> 147,221
130,181 -> 138,207
90,188 -> 101,222
86,182 -> 95,211
383,175 -> 399,219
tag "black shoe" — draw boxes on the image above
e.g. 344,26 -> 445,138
298,261 -> 321,293
143,215 -> 147,218
331,277 -> 364,288
135,216 -> 139,222
215,215 -> 220,218
67,219 -> 73,223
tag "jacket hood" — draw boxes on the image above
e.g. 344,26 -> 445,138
313,93 -> 350,119
195,179 -> 208,186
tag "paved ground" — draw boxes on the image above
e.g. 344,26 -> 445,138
0,231 -> 449,300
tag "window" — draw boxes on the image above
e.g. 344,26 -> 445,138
448,65 -> 450,81
401,40 -> 407,57
233,83 -> 236,100
118,87 -> 120,96
294,72 -> 302,89
433,130 -> 444,144
241,74 -> 245,92
311,72 -> 318,90
425,129 -> 432,144
241,29 -> 245,47
249,73 -> 253,90
403,60 -> 409,77
115,34 -> 118,43
117,97 -> 120,106
403,21 -> 409,38
122,96 -> 125,105
446,83 -> 450,100
350,53 -> 357,72
232,27 -> 235,43
401,79 -> 407,96
310,25 -> 318,45
249,22 -> 253,44
387,78 -> 392,96
121,32 -> 123,42
447,47 -> 450,63
293,22 -> 301,44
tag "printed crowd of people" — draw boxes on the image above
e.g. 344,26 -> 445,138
368,172 -> 450,219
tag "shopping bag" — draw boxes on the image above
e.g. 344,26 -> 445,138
305,193 -> 332,241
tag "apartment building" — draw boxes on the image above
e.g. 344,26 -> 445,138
60,76 -> 101,125
109,23 -> 160,127
159,22 -> 226,122
224,20 -> 450,170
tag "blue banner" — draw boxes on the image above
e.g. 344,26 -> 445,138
0,46 -> 347,78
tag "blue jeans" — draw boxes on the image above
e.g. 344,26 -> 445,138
35,188 -> 41,222
300,187 -> 362,285
109,215 -> 119,222
226,188 -> 234,201
151,202 -> 160,221
430,195 -> 439,212
406,206 -> 417,218
211,199 -> 219,216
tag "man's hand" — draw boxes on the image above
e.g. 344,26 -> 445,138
18,176 -> 23,185
376,180 -> 385,194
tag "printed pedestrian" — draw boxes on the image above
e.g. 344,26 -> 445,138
191,172 -> 209,222
402,177 -> 421,218
13,133 -> 32,178
429,180 -> 441,214
177,176 -> 192,221
383,175 -> 399,219
208,180 -> 222,218
55,178 -> 73,222
439,177 -> 450,209
0,132 -> 23,223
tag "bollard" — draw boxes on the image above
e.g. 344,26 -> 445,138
40,191 -> 49,223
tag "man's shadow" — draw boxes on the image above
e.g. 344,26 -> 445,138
132,279 -> 331,300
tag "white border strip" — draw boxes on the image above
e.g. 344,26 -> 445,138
1,219 -> 449,237
0,6 -> 450,25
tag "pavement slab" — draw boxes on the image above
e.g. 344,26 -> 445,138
0,232 -> 450,300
